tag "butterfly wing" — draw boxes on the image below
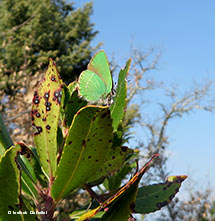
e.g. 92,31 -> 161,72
88,50 -> 112,96
79,70 -> 106,102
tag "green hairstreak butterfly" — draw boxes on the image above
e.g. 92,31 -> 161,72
78,50 -> 112,102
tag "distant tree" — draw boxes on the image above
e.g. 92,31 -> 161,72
0,0 -> 99,144
0,0 -> 98,94
124,48 -> 215,220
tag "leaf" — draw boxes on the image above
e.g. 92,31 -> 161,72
29,147 -> 48,187
64,90 -> 87,128
87,146 -> 133,184
0,113 -> 13,157
134,175 -> 188,214
68,81 -> 78,94
105,163 -> 133,191
110,59 -> 131,132
0,144 -> 35,220
70,210 -> 104,219
32,58 -> 63,179
19,154 -> 38,199
101,176 -> 139,221
51,105 -> 113,201
77,154 -> 158,221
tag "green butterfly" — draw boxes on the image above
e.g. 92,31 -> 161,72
78,50 -> 112,102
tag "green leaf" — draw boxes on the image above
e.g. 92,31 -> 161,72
135,175 -> 188,214
32,58 -> 63,179
106,163 -> 133,191
70,210 -> 104,219
64,90 -> 87,128
101,176 -> 139,221
68,81 -> 78,94
0,145 -> 21,220
87,146 -> 133,184
19,153 -> 38,199
110,59 -> 131,132
0,113 -> 13,156
29,147 -> 47,187
21,171 -> 38,199
78,154 -> 158,221
0,144 -> 34,220
51,105 -> 113,201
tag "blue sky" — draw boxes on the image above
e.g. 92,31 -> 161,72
74,0 -> 215,194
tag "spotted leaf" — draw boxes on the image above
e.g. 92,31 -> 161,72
32,58 -> 63,179
87,146 -> 133,184
78,154 -> 158,221
134,175 -> 188,214
51,105 -> 113,201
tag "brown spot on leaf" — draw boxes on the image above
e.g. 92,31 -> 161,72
121,146 -> 128,152
44,92 -> 49,100
33,96 -> 40,104
157,201 -> 168,209
46,125 -> 51,130
36,112 -> 40,118
34,126 -> 42,135
101,111 -> 108,118
51,75 -> 56,82
54,91 -> 60,97
167,182 -> 173,187
46,106 -> 51,111
45,102 -> 52,107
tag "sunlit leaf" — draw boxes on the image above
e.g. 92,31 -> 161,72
110,59 -> 131,132
32,58 -> 63,179
51,105 -> 113,201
